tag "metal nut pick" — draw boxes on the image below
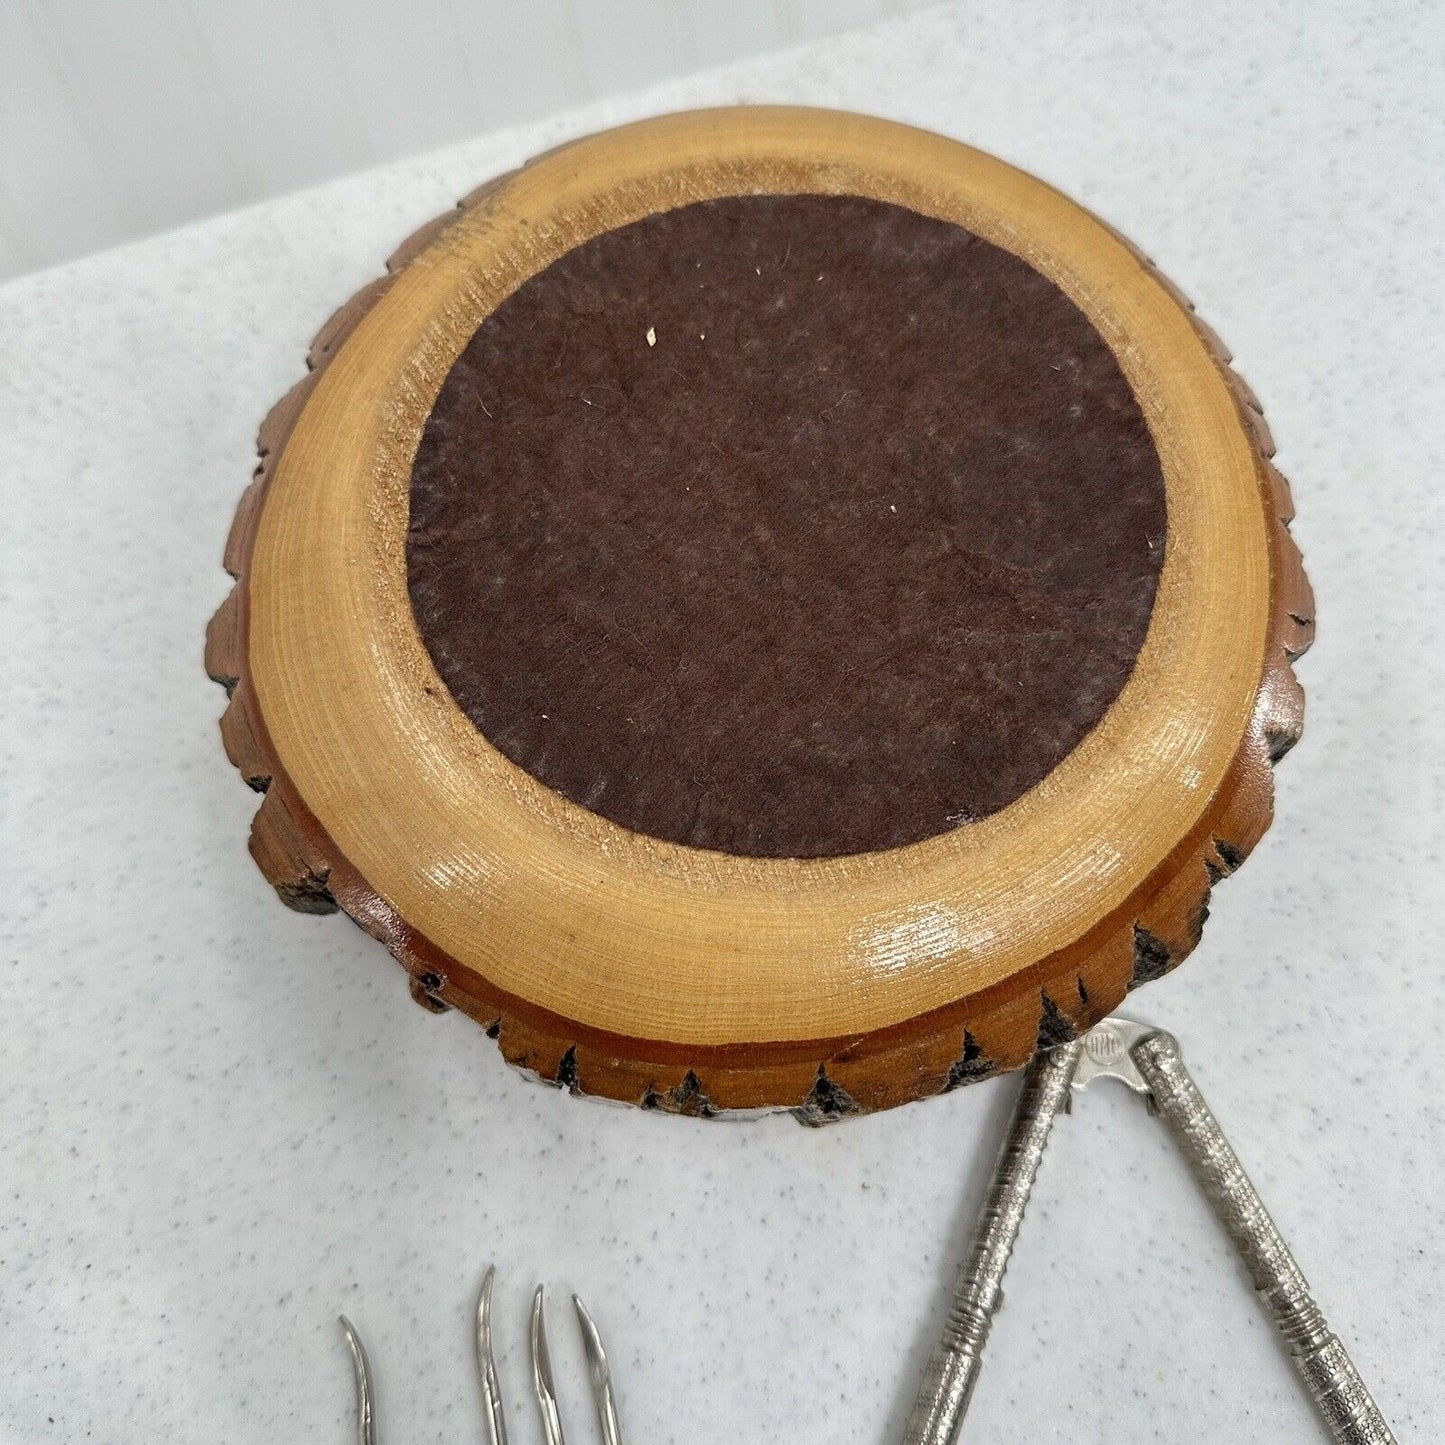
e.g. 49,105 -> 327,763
530,1284 -> 567,1445
338,1315 -> 376,1445
573,1293 -> 625,1445
341,1269 -> 625,1445
475,1266 -> 508,1445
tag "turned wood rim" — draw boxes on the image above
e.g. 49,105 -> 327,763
211,107 -> 1313,1114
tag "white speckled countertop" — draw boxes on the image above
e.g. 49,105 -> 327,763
3,3 -> 1441,1441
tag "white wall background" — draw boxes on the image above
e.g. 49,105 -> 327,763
0,0 -> 936,282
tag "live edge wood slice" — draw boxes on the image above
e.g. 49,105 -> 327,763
207,108 -> 1313,1121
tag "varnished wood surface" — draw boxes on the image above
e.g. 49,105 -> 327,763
207,108 -> 1312,1116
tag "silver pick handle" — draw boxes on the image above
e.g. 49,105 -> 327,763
900,1039 -> 1082,1445
1131,1030 -> 1397,1445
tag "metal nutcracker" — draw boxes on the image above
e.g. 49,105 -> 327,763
902,1017 -> 1397,1445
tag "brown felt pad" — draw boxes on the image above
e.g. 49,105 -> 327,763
407,194 -> 1166,858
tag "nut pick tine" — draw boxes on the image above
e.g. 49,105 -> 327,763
339,1265 -> 624,1445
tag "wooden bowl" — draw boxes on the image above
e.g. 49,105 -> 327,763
207,108 -> 1311,1119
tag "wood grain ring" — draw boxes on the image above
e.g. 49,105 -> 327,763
207,108 -> 1312,1119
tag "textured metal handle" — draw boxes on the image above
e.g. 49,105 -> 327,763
1132,1033 -> 1397,1445
901,1040 -> 1082,1445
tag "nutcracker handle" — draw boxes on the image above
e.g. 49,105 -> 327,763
900,1040 -> 1082,1445
1131,1032 -> 1397,1445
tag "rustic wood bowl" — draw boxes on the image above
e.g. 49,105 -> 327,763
207,108 -> 1311,1119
